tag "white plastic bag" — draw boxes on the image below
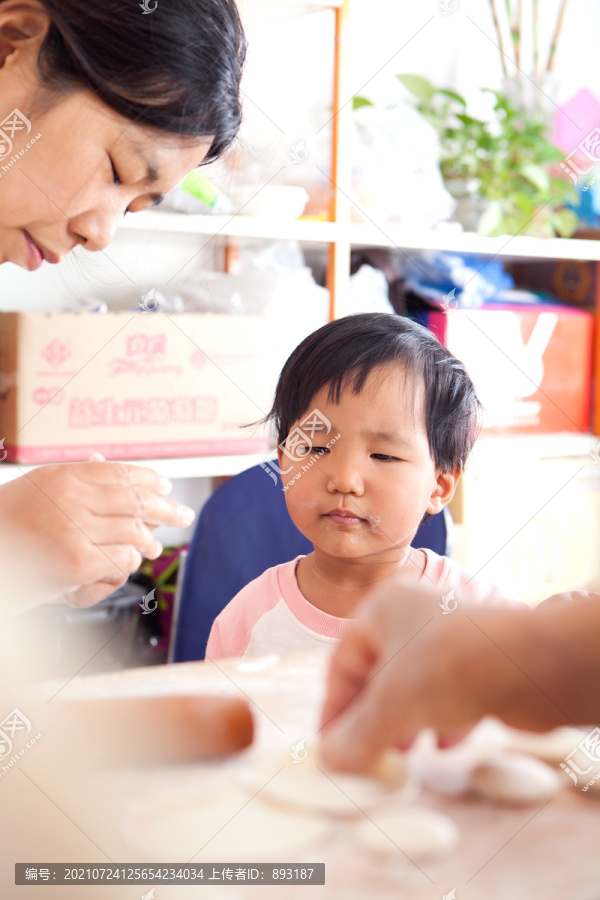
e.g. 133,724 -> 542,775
352,101 -> 456,228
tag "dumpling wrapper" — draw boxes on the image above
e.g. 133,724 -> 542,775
239,749 -> 414,816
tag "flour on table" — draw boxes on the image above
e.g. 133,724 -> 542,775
355,807 -> 459,860
122,785 -> 332,862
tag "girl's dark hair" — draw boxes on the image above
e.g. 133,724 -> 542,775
24,0 -> 246,161
266,313 -> 483,474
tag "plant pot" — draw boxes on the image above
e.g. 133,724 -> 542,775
445,177 -> 487,232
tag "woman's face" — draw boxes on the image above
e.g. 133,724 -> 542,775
0,10 -> 212,270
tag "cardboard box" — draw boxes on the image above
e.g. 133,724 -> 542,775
0,312 -> 271,463
508,258 -> 597,308
426,304 -> 594,433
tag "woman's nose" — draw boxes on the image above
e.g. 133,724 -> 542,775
68,201 -> 124,253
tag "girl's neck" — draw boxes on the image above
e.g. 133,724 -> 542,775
295,548 -> 426,619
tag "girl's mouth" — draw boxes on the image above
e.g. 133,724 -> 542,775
324,508 -> 365,525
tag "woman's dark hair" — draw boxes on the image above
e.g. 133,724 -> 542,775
23,0 -> 246,161
266,313 -> 483,474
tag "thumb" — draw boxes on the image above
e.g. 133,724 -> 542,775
320,678 -> 398,773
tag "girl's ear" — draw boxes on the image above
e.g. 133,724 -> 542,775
426,469 -> 458,516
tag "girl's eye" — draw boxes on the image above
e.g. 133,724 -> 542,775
110,158 -> 121,186
371,453 -> 398,462
308,446 -> 329,456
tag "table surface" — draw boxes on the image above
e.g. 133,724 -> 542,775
46,652 -> 600,900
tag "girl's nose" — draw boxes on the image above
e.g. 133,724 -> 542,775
325,458 -> 364,496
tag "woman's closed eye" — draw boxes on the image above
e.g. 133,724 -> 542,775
109,157 -> 121,186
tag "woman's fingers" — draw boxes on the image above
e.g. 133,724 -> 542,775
81,482 -> 194,528
320,583 -> 465,772
61,542 -> 144,587
320,621 -> 378,733
321,661 -> 406,772
78,460 -> 173,495
76,512 -> 163,558
63,574 -> 129,609
0,459 -> 194,608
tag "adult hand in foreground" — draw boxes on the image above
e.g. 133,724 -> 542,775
320,580 -> 600,772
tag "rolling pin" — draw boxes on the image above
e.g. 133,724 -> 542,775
46,695 -> 254,766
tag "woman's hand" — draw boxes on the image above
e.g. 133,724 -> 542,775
0,459 -> 195,609
319,580 -> 581,773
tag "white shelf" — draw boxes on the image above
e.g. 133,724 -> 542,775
0,452 -> 275,485
119,210 -> 338,244
119,211 -> 600,261
351,224 -> 600,262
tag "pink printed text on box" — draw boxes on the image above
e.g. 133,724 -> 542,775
0,312 -> 270,463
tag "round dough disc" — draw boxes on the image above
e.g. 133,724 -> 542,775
122,786 -> 332,862
355,807 -> 459,860
240,750 -> 414,816
470,753 -> 561,805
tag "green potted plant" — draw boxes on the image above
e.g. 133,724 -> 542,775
405,74 -> 577,238
354,74 -> 578,239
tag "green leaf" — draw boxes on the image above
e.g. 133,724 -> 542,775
534,143 -> 564,163
550,208 -> 579,237
396,73 -> 435,103
456,113 -> 485,128
477,200 -> 505,236
520,163 -> 550,193
549,179 -> 579,205
437,88 -> 467,106
513,193 -> 535,216
352,96 -> 372,110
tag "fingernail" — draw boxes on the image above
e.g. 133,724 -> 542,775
178,505 -> 195,526
153,541 -> 163,557
159,477 -> 173,495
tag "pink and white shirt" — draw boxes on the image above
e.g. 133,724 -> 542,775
206,551 -> 525,661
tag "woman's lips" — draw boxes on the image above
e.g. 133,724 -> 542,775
23,231 -> 44,271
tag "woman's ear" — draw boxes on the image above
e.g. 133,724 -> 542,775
0,1 -> 49,70
426,469 -> 458,516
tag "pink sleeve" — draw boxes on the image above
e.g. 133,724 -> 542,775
205,565 -> 283,660
205,617 -> 226,660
